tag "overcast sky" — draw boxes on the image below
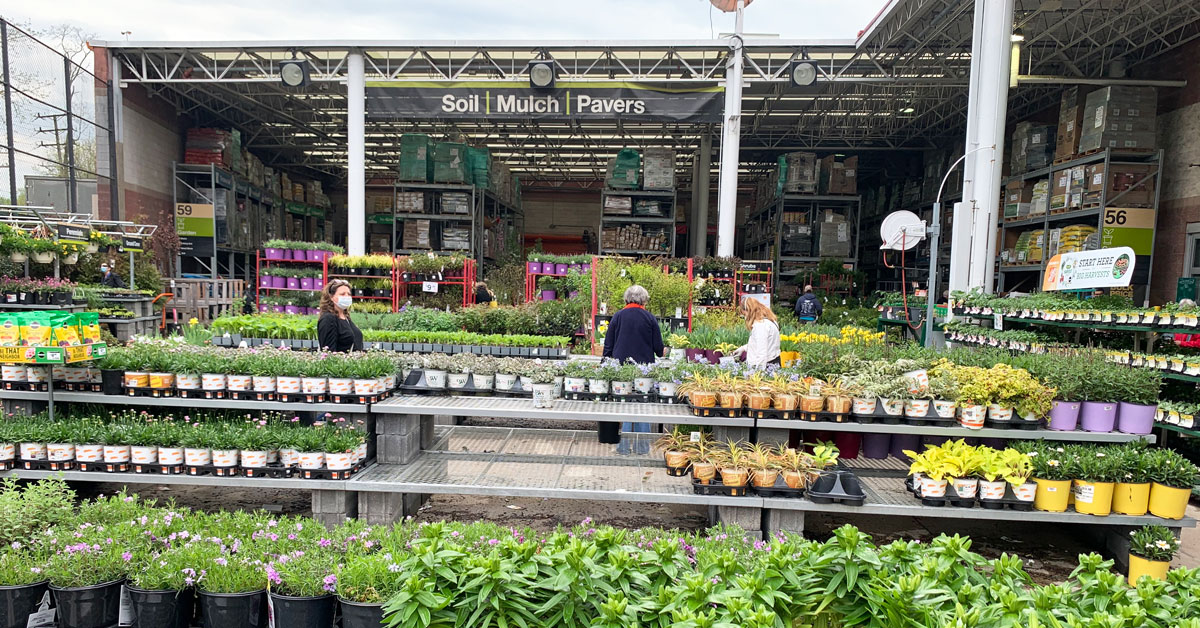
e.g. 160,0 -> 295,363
6,0 -> 889,42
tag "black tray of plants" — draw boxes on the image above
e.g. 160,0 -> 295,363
907,476 -> 1033,511
854,405 -> 906,425
796,410 -> 854,424
751,476 -> 805,498
806,470 -> 866,506
691,478 -> 750,497
687,403 -> 743,419
983,416 -> 1041,430
903,405 -> 957,427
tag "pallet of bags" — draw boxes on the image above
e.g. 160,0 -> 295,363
606,149 -> 640,189
1078,87 -> 1156,154
784,152 -> 817,193
432,142 -> 468,184
398,134 -> 431,182
642,148 -> 676,190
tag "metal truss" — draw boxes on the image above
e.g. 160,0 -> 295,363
96,0 -> 1200,185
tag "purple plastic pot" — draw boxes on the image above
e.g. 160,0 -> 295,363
284,305 -> 299,315
527,262 -> 542,274
569,291 -> 579,298
258,304 -> 269,313
833,433 -> 862,460
271,305 -> 284,313
862,433 -> 891,459
270,276 -> 287,289
568,264 -> 582,274
684,349 -> 705,363
300,277 -> 314,290
286,277 -> 300,290
1080,401 -> 1117,433
292,249 -> 307,260
264,248 -> 284,260
307,249 -> 324,262
1117,402 -> 1157,435
540,290 -> 557,301
1046,400 -> 1082,431
259,276 -> 271,288
704,349 -> 721,364
313,278 -> 324,291
582,263 -> 591,273
555,263 -> 569,275
890,434 -> 920,459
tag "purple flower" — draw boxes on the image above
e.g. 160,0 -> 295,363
387,564 -> 401,573
322,574 -> 337,592
214,557 -> 227,566
318,539 -> 331,548
266,566 -> 281,585
122,552 -> 132,562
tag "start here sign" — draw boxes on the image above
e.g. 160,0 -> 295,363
1043,247 -> 1136,291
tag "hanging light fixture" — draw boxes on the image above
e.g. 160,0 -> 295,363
528,61 -> 555,90
789,61 -> 818,87
280,56 -> 308,88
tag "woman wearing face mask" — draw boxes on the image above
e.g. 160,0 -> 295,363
317,279 -> 363,352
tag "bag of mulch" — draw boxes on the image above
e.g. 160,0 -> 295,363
0,314 -> 19,347
48,313 -> 81,347
18,313 -> 53,347
77,312 -> 100,345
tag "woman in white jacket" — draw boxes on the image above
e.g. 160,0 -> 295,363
735,297 -> 781,368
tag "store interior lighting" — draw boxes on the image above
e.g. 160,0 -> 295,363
529,62 -> 555,90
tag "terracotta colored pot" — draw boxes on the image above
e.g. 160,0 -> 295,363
747,393 -> 772,410
720,468 -> 749,487
690,391 -> 717,407
664,450 -> 689,469
782,469 -> 805,489
751,468 -> 779,488
773,394 -> 798,411
691,461 -> 716,484
826,396 -> 852,414
800,395 -> 824,412
718,392 -> 743,409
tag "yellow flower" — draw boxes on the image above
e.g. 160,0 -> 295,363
188,318 -> 199,326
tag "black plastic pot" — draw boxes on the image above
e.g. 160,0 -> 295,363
52,291 -> 71,305
271,593 -> 335,628
339,598 -> 385,628
100,370 -> 123,395
50,579 -> 123,628
0,581 -> 48,628
598,422 -> 620,444
128,587 -> 194,628
199,590 -> 266,628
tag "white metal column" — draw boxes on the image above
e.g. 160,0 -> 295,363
697,128 -> 713,258
715,2 -> 745,257
952,0 -> 1013,293
347,51 -> 366,256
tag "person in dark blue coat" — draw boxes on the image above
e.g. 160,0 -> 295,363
602,285 -> 665,364
600,285 -> 664,449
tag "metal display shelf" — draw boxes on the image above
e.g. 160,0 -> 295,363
600,215 -> 675,224
0,390 -> 366,414
763,476 -> 1195,528
755,418 -> 1155,443
2,468 -> 353,491
372,395 -> 752,428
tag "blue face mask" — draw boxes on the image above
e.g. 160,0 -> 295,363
100,267 -> 109,274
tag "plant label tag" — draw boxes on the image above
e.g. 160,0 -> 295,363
1074,483 -> 1095,504
690,431 -> 702,442
675,307 -> 683,318
26,609 -> 54,628
119,585 -> 134,625
993,313 -> 1003,330
422,282 -> 438,293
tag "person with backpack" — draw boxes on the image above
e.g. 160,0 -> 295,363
794,284 -> 823,323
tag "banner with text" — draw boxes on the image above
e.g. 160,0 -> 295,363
175,203 -> 215,258
1043,247 -> 1137,291
365,81 -> 724,122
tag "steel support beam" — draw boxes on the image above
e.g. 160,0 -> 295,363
347,51 -> 365,255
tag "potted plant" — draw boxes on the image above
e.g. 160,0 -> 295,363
747,442 -> 779,488
654,428 -> 694,474
0,549 -> 50,628
905,445 -> 947,498
1114,369 -> 1161,435
610,362 -> 637,398
190,543 -> 268,628
470,355 -> 497,391
127,548 -> 195,628
632,363 -> 656,395
1111,444 -> 1153,516
714,371 -> 745,411
809,441 -> 840,486
745,372 -> 773,411
1025,443 -> 1072,512
44,535 -> 129,628
716,440 -> 750,488
677,372 -> 715,408
269,550 -> 337,628
942,440 -> 983,502
977,448 -> 1007,506
527,361 -> 558,408
928,367 -> 959,419
688,438 -> 717,485
28,238 -> 57,265
1070,446 -> 1120,516
1146,448 -> 1200,520
821,377 -> 854,415
336,553 -> 401,628
1127,525 -> 1180,586
778,447 -> 813,489
769,375 -> 800,412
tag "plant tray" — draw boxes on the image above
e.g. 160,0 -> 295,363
185,464 -> 242,477
76,461 -> 132,473
687,403 -> 742,418
242,465 -> 295,478
751,476 -> 806,498
610,393 -> 653,404
329,392 -> 386,405
229,390 -> 259,401
297,467 -> 357,480
747,408 -> 795,421
5,382 -> 49,392
20,459 -> 71,471
798,411 -> 852,423
59,382 -> 93,392
197,389 -> 228,400
984,418 -> 1041,431
0,460 -> 14,471
176,389 -> 205,399
905,414 -> 957,427
665,464 -> 692,477
124,386 -> 175,398
691,478 -> 749,497
133,463 -> 184,475
657,395 -> 682,405
276,392 -> 327,403
807,470 -> 866,506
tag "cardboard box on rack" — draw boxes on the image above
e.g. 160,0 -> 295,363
818,155 -> 858,195
1107,164 -> 1157,206
1078,86 -> 1157,153
1055,87 -> 1094,161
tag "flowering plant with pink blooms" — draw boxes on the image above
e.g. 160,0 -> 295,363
268,548 -> 338,598
41,535 -> 131,588
0,547 -> 49,586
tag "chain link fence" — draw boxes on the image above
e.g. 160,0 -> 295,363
0,18 -> 114,216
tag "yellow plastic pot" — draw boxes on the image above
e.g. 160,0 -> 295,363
780,351 -> 799,367
1112,482 -> 1150,516
1072,480 -> 1114,516
1033,478 -> 1072,512
1128,554 -> 1169,586
1149,482 -> 1191,520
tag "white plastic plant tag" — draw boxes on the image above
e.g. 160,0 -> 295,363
119,585 -> 134,625
619,269 -> 626,277
1074,483 -> 1094,504
422,282 -> 438,293
690,431 -> 702,442
675,307 -> 683,318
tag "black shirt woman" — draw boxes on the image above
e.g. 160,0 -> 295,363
317,279 -> 363,352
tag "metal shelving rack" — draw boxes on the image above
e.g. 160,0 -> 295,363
397,257 -> 476,309
743,193 -> 861,287
996,148 -> 1163,298
599,189 -> 677,257
254,250 -> 328,313
327,257 -> 399,312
